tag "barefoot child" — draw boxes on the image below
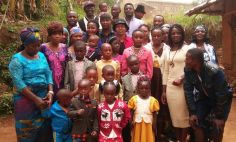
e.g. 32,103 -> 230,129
97,81 -> 131,142
128,76 -> 159,142
68,79 -> 98,142
42,89 -> 73,142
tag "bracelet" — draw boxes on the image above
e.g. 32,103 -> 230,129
48,91 -> 54,95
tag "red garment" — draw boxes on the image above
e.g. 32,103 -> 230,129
121,46 -> 153,79
122,36 -> 133,49
97,100 -> 131,142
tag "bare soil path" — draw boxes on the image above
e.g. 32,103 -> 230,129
0,98 -> 236,142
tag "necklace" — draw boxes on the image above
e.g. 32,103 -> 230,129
153,43 -> 163,56
169,49 -> 178,68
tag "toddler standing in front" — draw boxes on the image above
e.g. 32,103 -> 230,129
128,76 -> 159,142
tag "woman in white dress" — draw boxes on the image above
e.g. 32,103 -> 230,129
162,24 -> 190,142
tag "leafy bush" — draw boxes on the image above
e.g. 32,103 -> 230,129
0,93 -> 13,115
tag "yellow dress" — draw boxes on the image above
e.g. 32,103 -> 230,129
128,95 -> 159,142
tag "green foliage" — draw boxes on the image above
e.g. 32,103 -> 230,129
0,93 -> 13,115
0,42 -> 18,89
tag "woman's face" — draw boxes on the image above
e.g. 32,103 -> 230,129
115,24 -> 127,35
194,29 -> 206,42
111,39 -> 120,54
139,26 -> 149,40
132,31 -> 144,48
70,33 -> 83,44
50,32 -> 63,44
171,27 -> 182,44
25,41 -> 40,56
87,22 -> 98,36
151,29 -> 162,45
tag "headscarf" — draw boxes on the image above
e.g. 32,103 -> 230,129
20,27 -> 40,46
70,27 -> 83,37
194,25 -> 207,33
17,27 -> 40,52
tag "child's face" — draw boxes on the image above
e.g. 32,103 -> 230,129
100,18 -> 112,30
111,39 -> 120,54
59,95 -> 72,107
86,69 -> 98,86
70,33 -> 83,44
74,46 -> 86,60
139,26 -> 149,39
151,29 -> 163,45
100,3 -> 108,12
132,31 -> 144,48
88,37 -> 99,48
101,44 -> 112,60
102,68 -> 115,82
87,22 -> 98,36
128,58 -> 140,74
138,81 -> 150,98
78,81 -> 91,96
103,85 -> 116,104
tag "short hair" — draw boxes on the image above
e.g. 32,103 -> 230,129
101,43 -> 112,50
56,89 -> 71,99
168,24 -> 185,48
85,65 -> 97,74
187,48 -> 204,65
102,65 -> 115,74
74,41 -> 86,50
87,20 -> 100,29
112,4 -> 121,10
132,29 -> 144,37
99,2 -> 107,8
127,55 -> 139,64
100,12 -> 112,21
124,3 -> 134,9
136,75 -> 151,90
138,24 -> 150,31
47,21 -> 63,36
88,34 -> 99,41
154,15 -> 164,20
151,26 -> 162,34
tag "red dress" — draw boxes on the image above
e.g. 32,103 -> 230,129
97,100 -> 131,142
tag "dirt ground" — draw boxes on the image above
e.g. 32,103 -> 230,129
0,98 -> 236,142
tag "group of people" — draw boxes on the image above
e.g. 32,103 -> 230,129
8,1 -> 233,142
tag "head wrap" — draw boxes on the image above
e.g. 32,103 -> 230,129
20,28 -> 40,46
194,25 -> 207,33
70,27 -> 83,37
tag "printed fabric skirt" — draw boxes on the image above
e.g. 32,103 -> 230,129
13,85 -> 53,142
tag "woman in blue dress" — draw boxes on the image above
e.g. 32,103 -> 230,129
9,28 -> 54,142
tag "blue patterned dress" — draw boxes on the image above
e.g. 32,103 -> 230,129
9,52 -> 53,142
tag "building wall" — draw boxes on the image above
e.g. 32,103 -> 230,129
222,0 -> 236,81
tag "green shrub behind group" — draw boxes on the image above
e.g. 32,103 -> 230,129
0,93 -> 13,115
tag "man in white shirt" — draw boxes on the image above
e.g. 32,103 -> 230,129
124,3 -> 144,37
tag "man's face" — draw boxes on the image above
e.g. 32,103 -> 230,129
124,5 -> 134,18
66,12 -> 78,26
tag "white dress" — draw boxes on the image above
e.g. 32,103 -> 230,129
162,44 -> 190,128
